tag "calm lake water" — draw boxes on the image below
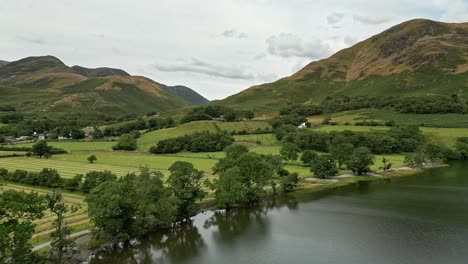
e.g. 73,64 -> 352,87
88,162 -> 468,264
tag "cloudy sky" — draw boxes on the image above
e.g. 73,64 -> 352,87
1,0 -> 467,100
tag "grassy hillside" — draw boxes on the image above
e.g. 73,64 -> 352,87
218,19 -> 468,113
0,56 -> 203,119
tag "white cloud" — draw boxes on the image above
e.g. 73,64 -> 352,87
0,0 -> 461,100
266,33 -> 332,59
353,15 -> 392,25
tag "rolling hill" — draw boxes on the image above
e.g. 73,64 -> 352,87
219,19 -> 468,113
0,56 -> 207,119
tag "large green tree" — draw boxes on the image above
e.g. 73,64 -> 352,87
310,155 -> 338,179
0,190 -> 46,264
345,147 -> 375,175
32,140 -> 52,158
329,143 -> 354,168
86,170 -> 177,245
112,134 -> 137,151
300,150 -> 318,165
280,142 -> 300,162
212,149 -> 274,208
167,162 -> 206,221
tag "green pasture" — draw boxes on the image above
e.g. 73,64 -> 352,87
14,141 -> 116,152
321,109 -> 468,128
0,157 -> 140,178
234,134 -> 278,145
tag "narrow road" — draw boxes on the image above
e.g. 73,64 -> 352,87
33,229 -> 91,251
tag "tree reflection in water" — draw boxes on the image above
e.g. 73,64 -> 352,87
89,221 -> 205,264
89,194 -> 298,264
203,194 -> 298,244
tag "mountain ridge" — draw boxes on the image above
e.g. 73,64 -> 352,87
0,56 -> 203,118
218,19 -> 468,113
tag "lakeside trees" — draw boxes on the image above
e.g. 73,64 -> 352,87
0,190 -> 46,264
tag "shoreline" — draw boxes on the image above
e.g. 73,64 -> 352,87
34,164 -> 439,261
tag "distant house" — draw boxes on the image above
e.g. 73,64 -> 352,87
82,126 -> 95,138
298,122 -> 307,129
58,136 -> 69,140
4,136 -> 16,142
16,136 -> 30,141
212,115 -> 225,122
37,134 -> 46,140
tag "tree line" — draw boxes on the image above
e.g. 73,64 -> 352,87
280,94 -> 467,116
149,131 -> 234,154
180,105 -> 254,124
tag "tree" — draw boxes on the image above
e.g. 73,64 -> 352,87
455,137 -> 468,159
86,170 -> 177,245
45,190 -> 78,264
223,112 -> 237,122
167,162 -> 206,221
212,167 -> 248,210
380,157 -> 393,175
80,171 -> 117,194
211,151 -> 274,207
404,151 -> 426,168
345,147 -> 375,175
245,110 -> 255,120
0,190 -> 46,264
281,172 -> 299,192
87,155 -> 97,164
422,143 -> 446,166
280,142 -> 300,162
32,140 -> 52,158
112,134 -> 137,151
329,143 -> 354,168
300,150 -> 318,165
310,155 -> 338,179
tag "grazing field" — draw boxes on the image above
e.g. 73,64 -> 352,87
216,121 -> 270,132
234,133 -> 278,145
317,109 -> 468,128
0,157 -> 141,178
138,121 -> 219,150
0,150 -> 27,156
315,125 -> 468,145
51,151 -> 218,173
14,141 -> 116,152
0,182 -> 89,242
138,121 -> 272,150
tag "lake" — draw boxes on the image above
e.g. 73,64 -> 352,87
88,162 -> 468,264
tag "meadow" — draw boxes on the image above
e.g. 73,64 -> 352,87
0,182 -> 89,244
313,109 -> 468,128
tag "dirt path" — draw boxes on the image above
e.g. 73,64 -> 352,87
33,229 -> 91,251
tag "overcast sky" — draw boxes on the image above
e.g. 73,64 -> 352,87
1,0 -> 467,100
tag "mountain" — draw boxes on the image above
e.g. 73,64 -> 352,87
0,56 -> 198,119
219,19 -> 468,113
0,60 -> 9,68
70,65 -> 130,78
140,77 -> 209,105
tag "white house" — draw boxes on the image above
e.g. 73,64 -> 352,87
298,122 -> 307,129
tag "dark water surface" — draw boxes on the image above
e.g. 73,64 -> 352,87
88,162 -> 468,264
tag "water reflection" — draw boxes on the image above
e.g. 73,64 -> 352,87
90,221 -> 205,264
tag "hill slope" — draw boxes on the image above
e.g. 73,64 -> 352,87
0,56 -> 203,118
219,19 -> 468,113
140,77 -> 209,105
0,60 -> 9,68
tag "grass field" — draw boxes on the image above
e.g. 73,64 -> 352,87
315,125 -> 468,146
14,141 -> 116,152
0,156 -> 142,178
315,109 -> 468,128
234,134 -> 278,145
0,150 -> 27,156
138,121 -> 272,150
0,182 -> 89,242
